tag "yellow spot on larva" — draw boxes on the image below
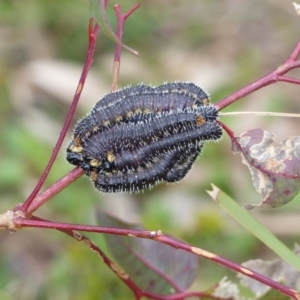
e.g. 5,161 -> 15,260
145,162 -> 152,169
92,126 -> 99,132
103,120 -> 110,127
90,159 -> 101,167
126,111 -> 133,118
196,116 -> 205,125
69,144 -> 83,153
137,167 -> 144,173
115,115 -> 122,122
152,157 -> 160,163
134,108 -> 142,114
107,151 -> 115,163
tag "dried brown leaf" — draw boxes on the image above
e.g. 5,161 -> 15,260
237,245 -> 300,298
233,129 -> 300,209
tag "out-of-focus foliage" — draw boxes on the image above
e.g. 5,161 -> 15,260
0,1 -> 300,299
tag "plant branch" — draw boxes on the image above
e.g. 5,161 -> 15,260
16,217 -> 158,238
111,3 -> 140,91
29,215 -> 144,300
287,39 -> 300,61
21,19 -> 100,213
277,75 -> 300,85
25,168 -> 84,216
153,236 -> 300,300
220,111 -> 300,118
216,39 -> 300,110
26,216 -> 229,300
14,217 -> 300,299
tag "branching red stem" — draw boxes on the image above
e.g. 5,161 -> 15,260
14,217 -> 300,299
26,168 -> 84,216
111,3 -> 140,91
21,20 -> 100,213
17,217 -> 157,238
154,236 -> 300,300
287,39 -> 300,61
216,39 -> 300,110
27,216 -> 229,300
277,75 -> 300,85
30,215 -> 144,300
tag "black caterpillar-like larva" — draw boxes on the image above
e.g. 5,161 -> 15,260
66,82 -> 223,192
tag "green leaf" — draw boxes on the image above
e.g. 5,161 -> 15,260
207,184 -> 300,273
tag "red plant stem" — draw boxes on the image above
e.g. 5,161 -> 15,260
288,38 -> 300,61
28,216 -> 225,300
31,217 -> 144,300
155,236 -> 300,300
114,3 -> 141,62
25,168 -> 84,216
219,121 -> 299,180
218,121 -> 236,142
142,291 -> 229,300
17,218 -> 156,238
278,75 -> 300,85
103,0 -> 109,10
21,20 -> 100,213
111,3 -> 140,91
216,72 -> 277,110
15,217 -> 299,299
216,39 -> 300,110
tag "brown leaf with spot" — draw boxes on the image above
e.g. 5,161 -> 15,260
237,245 -> 300,298
232,128 -> 300,209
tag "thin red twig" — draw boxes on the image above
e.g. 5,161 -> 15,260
154,236 -> 300,300
216,39 -> 300,110
30,215 -> 144,300
16,217 -> 157,238
287,39 -> 300,61
27,215 -> 229,300
14,217 -> 300,299
21,20 -> 100,213
26,167 -> 84,216
111,3 -> 140,91
277,75 -> 300,85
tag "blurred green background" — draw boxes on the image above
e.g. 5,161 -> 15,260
0,1 -> 300,299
